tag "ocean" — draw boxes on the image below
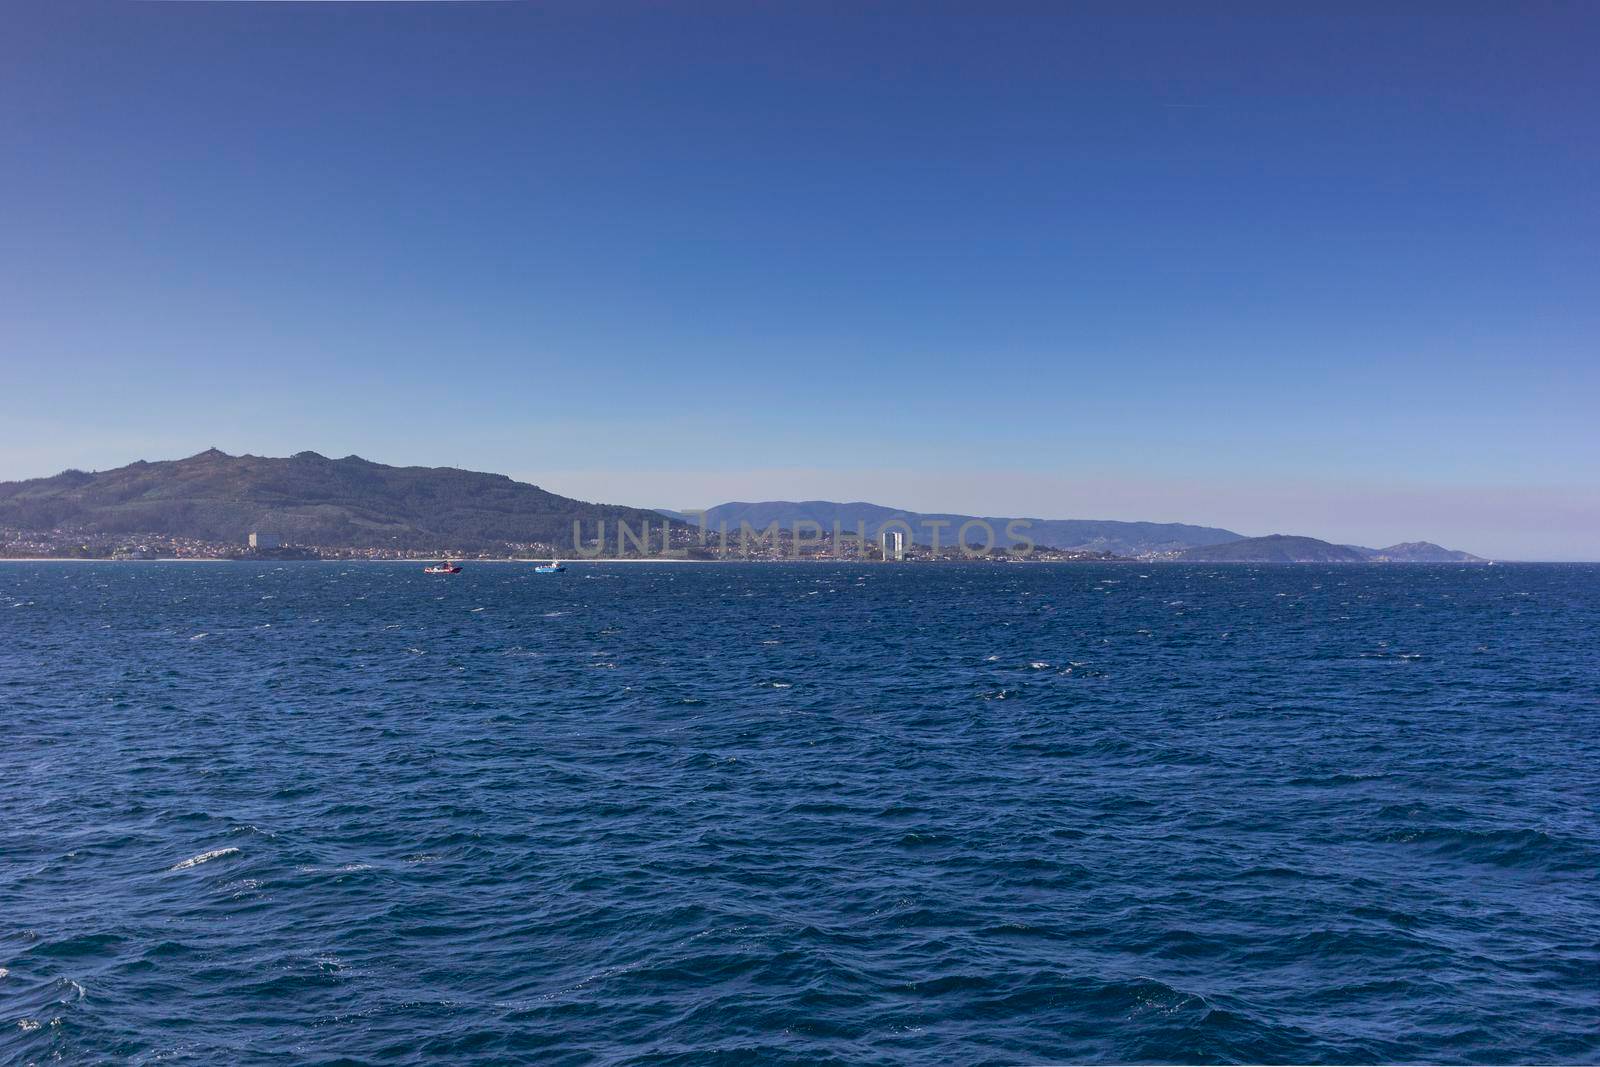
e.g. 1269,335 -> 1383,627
2,561 -> 1596,1064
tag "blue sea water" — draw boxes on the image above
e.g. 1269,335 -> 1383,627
2,561 -> 1597,1065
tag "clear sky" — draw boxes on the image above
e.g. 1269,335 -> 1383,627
2,2 -> 1596,558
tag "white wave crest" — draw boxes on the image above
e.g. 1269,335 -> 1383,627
170,847 -> 240,871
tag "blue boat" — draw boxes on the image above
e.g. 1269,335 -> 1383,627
534,559 -> 566,573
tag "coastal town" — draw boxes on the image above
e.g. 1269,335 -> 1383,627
0,523 -> 1123,563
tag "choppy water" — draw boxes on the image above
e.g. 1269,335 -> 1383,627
2,561 -> 1597,1064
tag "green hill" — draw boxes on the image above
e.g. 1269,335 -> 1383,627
0,449 -> 674,552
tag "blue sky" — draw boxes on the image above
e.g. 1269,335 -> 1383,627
2,3 -> 1596,557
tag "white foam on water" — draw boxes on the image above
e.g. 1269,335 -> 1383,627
189,633 -> 209,641
295,862 -> 372,875
169,847 -> 239,871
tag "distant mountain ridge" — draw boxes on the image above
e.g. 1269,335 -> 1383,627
0,454 -> 1487,561
664,502 -> 1486,562
661,500 -> 1243,556
0,450 -> 673,551
1180,535 -> 1488,563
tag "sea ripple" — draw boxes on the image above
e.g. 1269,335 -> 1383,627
2,561 -> 1598,1064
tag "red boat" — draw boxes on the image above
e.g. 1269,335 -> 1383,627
423,560 -> 462,574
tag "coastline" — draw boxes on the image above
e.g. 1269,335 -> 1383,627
0,556 -> 1532,565
0,557 -> 236,563
0,556 -> 723,564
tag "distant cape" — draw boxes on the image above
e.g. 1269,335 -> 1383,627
1177,535 -> 1487,563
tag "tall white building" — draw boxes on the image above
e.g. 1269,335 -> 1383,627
879,529 -> 905,561
248,532 -> 281,550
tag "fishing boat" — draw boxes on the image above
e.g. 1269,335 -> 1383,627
424,560 -> 462,574
534,559 -> 566,573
